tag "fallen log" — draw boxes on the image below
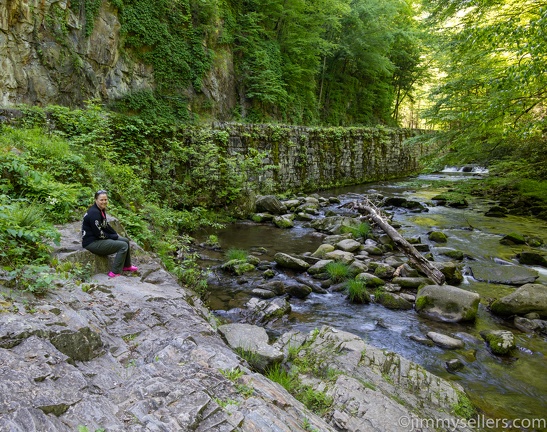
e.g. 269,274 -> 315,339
349,199 -> 446,285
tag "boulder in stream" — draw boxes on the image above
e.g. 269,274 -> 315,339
310,216 -> 361,234
469,263 -> 538,285
256,195 -> 287,214
274,253 -> 310,271
480,330 -> 516,355
415,285 -> 480,322
427,332 -> 465,349
517,251 -> 547,268
489,283 -> 547,318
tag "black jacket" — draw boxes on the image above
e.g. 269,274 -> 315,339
81,203 -> 119,247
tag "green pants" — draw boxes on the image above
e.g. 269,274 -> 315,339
85,236 -> 131,274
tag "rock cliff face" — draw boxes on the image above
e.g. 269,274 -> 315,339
0,0 -> 149,106
0,0 -> 236,117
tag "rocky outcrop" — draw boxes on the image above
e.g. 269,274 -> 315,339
274,326 -> 474,432
0,0 -> 154,107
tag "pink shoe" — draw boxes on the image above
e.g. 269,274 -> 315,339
108,271 -> 121,278
123,266 -> 139,272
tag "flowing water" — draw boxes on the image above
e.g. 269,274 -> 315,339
198,169 -> 547,428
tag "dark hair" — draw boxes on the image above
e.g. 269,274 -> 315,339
94,190 -> 108,199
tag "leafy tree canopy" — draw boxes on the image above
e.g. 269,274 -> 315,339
421,0 -> 546,177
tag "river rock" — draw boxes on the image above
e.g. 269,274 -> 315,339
415,285 -> 480,322
427,332 -> 465,349
361,244 -> 383,255
428,231 -> 448,243
336,239 -> 362,252
274,253 -> 310,271
514,316 -> 547,335
282,199 -> 302,210
409,334 -> 435,347
430,261 -> 463,285
311,244 -> 335,258
251,212 -> 274,222
446,358 -> 465,372
245,296 -> 292,325
256,195 -> 287,214
470,263 -> 538,285
323,233 -> 353,244
218,323 -> 284,371
518,251 -> 547,267
294,212 -> 314,221
436,247 -> 464,260
273,215 -> 295,228
285,282 -> 312,299
500,232 -> 526,245
373,263 -> 396,279
479,330 -> 515,355
348,260 -> 368,276
310,216 -> 361,234
324,250 -> 355,264
252,288 -> 276,299
489,283 -> 547,318
485,205 -> 507,217
257,280 -> 285,295
307,259 -> 334,275
392,277 -> 431,289
221,259 -> 256,275
376,292 -> 413,310
355,272 -> 385,287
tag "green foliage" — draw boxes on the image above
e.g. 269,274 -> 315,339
421,0 -> 546,171
346,279 -> 370,304
7,265 -> 56,296
265,363 -> 298,392
341,222 -> 371,239
453,391 -> 476,419
298,385 -> 333,415
225,248 -> 248,261
112,0 -> 212,120
0,199 -> 60,268
325,261 -> 351,282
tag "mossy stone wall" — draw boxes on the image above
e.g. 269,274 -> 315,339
214,123 -> 426,192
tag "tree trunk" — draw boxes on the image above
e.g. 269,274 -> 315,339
350,199 -> 446,285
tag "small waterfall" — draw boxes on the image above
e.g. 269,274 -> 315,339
441,165 -> 489,173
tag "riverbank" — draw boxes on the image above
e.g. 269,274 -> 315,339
197,170 -> 547,428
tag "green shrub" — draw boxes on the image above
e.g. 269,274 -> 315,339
325,261 -> 351,282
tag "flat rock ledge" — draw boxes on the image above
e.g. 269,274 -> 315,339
0,222 -> 474,431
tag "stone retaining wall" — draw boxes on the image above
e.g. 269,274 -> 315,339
214,123 -> 426,192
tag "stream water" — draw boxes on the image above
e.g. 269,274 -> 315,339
197,169 -> 547,429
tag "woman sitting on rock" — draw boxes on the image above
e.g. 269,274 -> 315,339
82,190 -> 138,278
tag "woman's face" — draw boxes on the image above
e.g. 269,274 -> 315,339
95,193 -> 108,211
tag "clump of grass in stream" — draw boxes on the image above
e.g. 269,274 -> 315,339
325,261 -> 351,282
341,222 -> 371,239
346,279 -> 370,303
225,248 -> 248,261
